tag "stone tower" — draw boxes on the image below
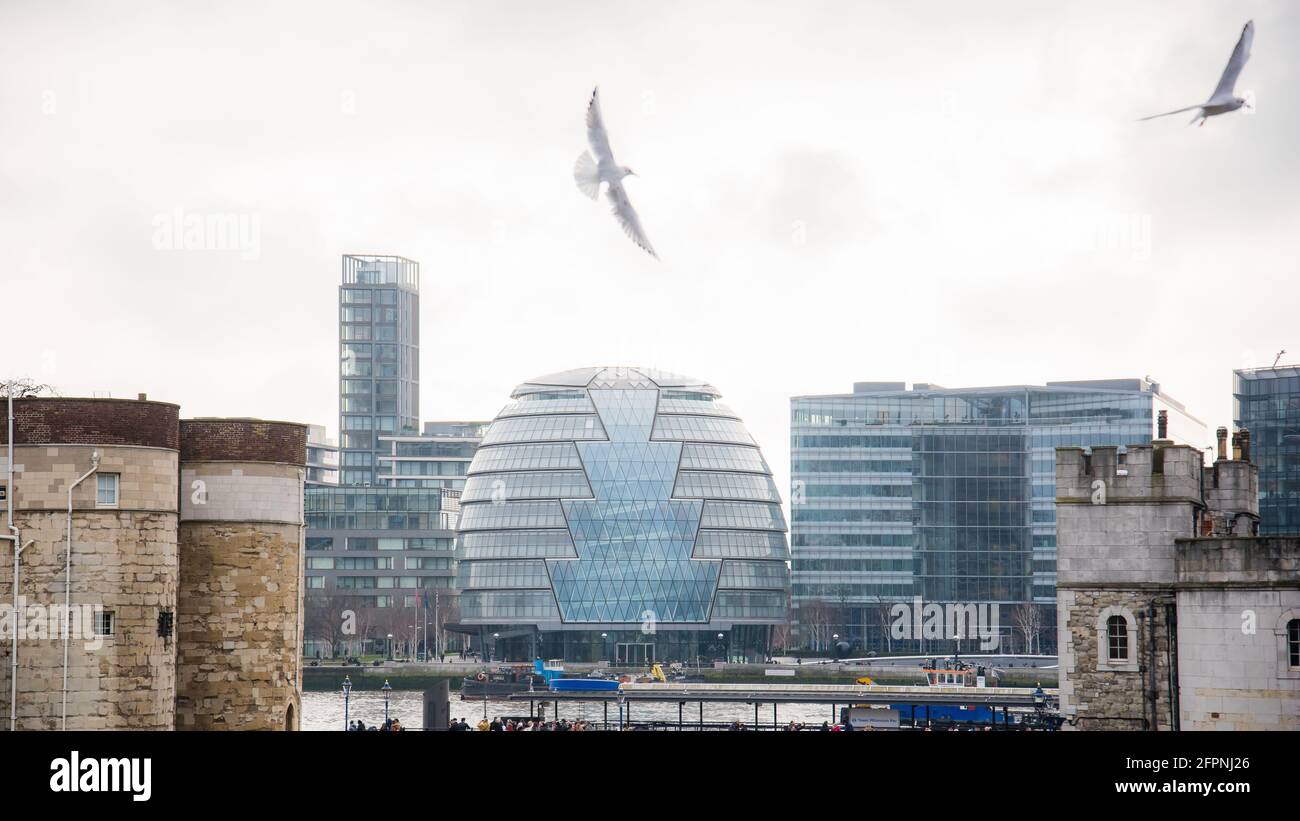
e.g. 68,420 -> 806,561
175,418 -> 307,730
0,397 -> 181,730
1055,434 -> 1261,730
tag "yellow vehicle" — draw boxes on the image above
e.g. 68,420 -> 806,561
855,675 -> 875,685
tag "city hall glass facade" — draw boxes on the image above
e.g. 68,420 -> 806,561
1234,366 -> 1300,534
455,367 -> 791,663
790,379 -> 1205,655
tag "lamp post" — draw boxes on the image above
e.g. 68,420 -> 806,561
832,633 -> 840,661
342,675 -> 352,731
386,633 -> 393,661
601,632 -> 608,665
717,632 -> 725,664
381,679 -> 392,724
492,632 -> 500,663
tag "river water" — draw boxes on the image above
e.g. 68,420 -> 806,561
302,689 -> 849,731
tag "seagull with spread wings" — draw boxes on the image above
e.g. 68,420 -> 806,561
1140,20 -> 1254,127
573,87 -> 658,259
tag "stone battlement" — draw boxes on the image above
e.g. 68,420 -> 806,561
1175,537 -> 1300,586
1056,443 -> 1202,504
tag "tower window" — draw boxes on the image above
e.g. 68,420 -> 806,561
1289,619 -> 1299,669
96,473 -> 119,507
93,610 -> 115,637
1106,615 -> 1129,662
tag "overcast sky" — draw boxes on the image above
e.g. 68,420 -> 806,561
3,0 -> 1297,494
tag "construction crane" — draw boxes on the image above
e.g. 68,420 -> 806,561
1274,350 -> 1287,367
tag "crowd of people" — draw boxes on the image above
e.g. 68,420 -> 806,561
447,716 -> 596,731
347,718 -> 405,731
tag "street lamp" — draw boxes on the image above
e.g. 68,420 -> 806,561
386,633 -> 394,661
381,679 -> 392,724
342,675 -> 352,731
492,632 -> 500,663
832,633 -> 839,660
601,632 -> 608,664
717,632 -> 725,664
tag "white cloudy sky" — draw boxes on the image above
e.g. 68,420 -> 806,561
3,0 -> 1297,493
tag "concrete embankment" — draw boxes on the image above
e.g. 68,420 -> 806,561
304,661 -> 1057,692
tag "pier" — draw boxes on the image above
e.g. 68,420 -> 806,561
506,682 -> 1060,730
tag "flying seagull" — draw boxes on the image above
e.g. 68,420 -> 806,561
573,87 -> 658,259
1140,20 -> 1254,126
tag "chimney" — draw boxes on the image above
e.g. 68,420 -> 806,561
1156,409 -> 1168,440
137,393 -> 148,401
1231,430 -> 1242,461
1239,427 -> 1251,463
1216,427 -> 1228,461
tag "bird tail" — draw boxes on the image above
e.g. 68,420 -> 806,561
1136,104 -> 1202,122
574,150 -> 601,200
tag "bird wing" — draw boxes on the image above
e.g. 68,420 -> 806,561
586,87 -> 616,165
604,180 -> 657,259
1137,104 -> 1204,121
1209,20 -> 1254,102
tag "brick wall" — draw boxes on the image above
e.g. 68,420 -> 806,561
179,419 -> 307,465
0,398 -> 179,450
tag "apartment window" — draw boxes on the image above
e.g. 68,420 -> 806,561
306,576 -> 324,589
93,610 -> 115,637
96,473 -> 119,507
1107,615 -> 1129,662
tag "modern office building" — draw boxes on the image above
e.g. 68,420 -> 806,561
304,486 -> 458,604
305,424 -> 339,487
377,420 -> 489,491
338,254 -> 420,486
789,378 -> 1206,655
454,366 -> 791,664
1234,365 -> 1300,534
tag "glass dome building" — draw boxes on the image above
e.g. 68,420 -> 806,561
456,367 -> 790,664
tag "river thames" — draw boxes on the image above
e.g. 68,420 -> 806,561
302,689 -> 849,731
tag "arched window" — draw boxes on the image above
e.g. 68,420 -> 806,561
1107,614 -> 1129,662
1289,619 -> 1299,670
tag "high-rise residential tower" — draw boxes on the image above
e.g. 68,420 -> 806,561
789,378 -> 1206,655
1234,365 -> 1300,534
338,255 -> 420,486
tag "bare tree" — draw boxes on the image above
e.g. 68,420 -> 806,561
799,599 -> 833,652
304,593 -> 358,658
1013,603 -> 1043,655
0,378 -> 58,398
768,602 -> 794,656
870,595 -> 895,654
